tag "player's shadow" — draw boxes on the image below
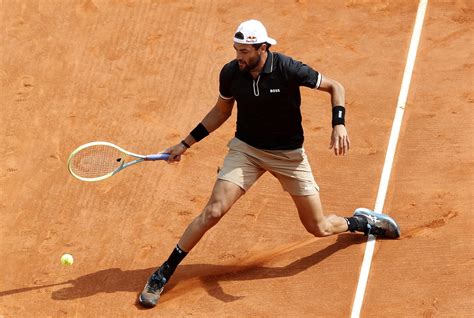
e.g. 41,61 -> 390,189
180,233 -> 366,303
0,233 -> 365,305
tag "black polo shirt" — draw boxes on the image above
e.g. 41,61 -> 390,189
219,51 -> 322,150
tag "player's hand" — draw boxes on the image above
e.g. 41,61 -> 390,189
162,142 -> 188,163
329,125 -> 350,156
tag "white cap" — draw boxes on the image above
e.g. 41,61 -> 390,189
233,19 -> 277,45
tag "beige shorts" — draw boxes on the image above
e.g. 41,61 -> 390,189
217,137 -> 319,196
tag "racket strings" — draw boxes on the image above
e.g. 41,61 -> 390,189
69,145 -> 123,179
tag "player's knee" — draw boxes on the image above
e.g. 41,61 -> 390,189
201,204 -> 225,227
305,222 -> 328,237
308,227 -> 326,237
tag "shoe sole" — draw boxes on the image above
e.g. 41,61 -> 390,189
354,208 -> 401,238
138,294 -> 157,308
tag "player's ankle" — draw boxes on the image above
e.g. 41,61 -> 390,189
344,216 -> 367,232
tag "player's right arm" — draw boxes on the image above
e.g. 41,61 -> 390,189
164,62 -> 236,162
200,96 -> 235,135
163,96 -> 235,162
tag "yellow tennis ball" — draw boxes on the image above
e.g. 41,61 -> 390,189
60,253 -> 74,265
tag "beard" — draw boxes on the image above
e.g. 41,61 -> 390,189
238,53 -> 261,73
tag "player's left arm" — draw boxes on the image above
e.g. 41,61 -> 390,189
317,75 -> 351,156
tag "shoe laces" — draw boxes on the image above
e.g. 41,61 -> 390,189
366,224 -> 386,236
147,271 -> 167,293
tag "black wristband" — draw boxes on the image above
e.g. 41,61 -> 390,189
181,140 -> 190,148
190,123 -> 209,142
332,106 -> 345,127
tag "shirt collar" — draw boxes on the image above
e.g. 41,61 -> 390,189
261,51 -> 274,74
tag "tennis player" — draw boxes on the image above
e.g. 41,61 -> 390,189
139,19 -> 400,308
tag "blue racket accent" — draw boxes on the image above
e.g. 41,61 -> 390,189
145,153 -> 170,161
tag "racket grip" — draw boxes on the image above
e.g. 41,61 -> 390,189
145,153 -> 170,161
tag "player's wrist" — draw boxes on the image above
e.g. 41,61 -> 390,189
332,105 -> 345,127
180,140 -> 191,149
190,123 -> 209,142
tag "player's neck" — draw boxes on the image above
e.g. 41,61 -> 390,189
249,51 -> 268,78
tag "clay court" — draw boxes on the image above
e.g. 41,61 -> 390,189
1,0 -> 473,317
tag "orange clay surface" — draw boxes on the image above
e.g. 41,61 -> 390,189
1,1 -> 472,317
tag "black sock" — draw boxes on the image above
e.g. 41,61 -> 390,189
161,245 -> 188,281
345,217 -> 366,232
167,244 -> 188,268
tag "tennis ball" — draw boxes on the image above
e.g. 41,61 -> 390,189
60,253 -> 74,266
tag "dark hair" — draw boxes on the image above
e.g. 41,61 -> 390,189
252,42 -> 271,51
234,31 -> 244,40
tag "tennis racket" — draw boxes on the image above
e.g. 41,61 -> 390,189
67,141 -> 170,182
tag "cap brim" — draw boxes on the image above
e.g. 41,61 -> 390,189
266,37 -> 277,45
233,37 -> 277,45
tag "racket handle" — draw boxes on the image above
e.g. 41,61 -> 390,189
145,153 -> 170,161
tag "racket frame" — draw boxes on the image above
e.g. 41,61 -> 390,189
67,141 -> 167,182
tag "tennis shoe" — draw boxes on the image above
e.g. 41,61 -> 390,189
138,263 -> 170,308
353,208 -> 401,239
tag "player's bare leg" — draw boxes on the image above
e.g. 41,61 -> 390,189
178,179 -> 245,251
291,192 -> 401,239
139,179 -> 244,308
291,192 -> 349,236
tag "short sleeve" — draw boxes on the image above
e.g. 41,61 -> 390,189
281,55 -> 321,89
219,63 -> 234,99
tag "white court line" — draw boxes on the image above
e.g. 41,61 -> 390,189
350,1 -> 428,317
